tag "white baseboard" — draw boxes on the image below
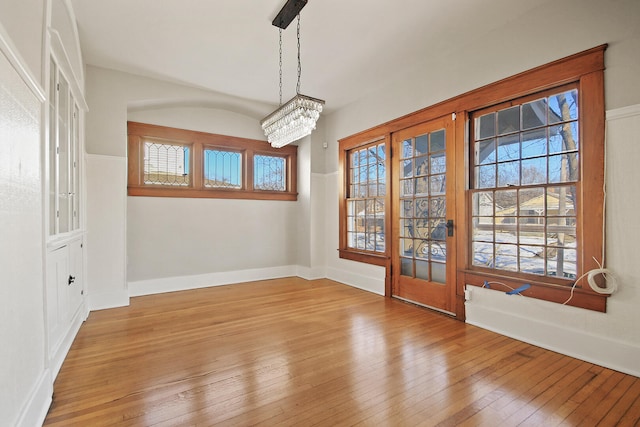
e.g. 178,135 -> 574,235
128,265 -> 299,297
128,265 -> 387,298
296,265 -> 326,281
49,303 -> 88,380
15,369 -> 52,427
88,289 -> 129,311
466,303 -> 640,377
325,266 -> 385,296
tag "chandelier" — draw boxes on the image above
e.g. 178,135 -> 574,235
261,2 -> 325,148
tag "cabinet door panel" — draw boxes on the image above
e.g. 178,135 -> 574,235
46,246 -> 69,353
68,240 -> 84,317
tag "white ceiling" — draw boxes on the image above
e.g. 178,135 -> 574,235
71,0 -> 550,113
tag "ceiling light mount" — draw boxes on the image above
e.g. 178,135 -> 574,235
272,0 -> 308,29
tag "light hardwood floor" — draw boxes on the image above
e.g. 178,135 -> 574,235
44,278 -> 640,426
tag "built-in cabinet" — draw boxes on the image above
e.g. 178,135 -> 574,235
46,239 -> 85,376
45,46 -> 88,378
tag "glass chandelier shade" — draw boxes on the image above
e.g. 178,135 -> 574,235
261,94 -> 325,148
262,12 -> 325,148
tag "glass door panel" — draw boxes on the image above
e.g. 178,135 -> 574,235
57,75 -> 70,234
392,115 -> 455,314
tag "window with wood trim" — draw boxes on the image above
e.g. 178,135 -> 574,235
338,137 -> 390,266
128,122 -> 297,201
470,85 -> 580,279
461,52 -> 607,312
338,45 -> 607,312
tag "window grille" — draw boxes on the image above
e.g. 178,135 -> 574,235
143,140 -> 190,186
254,155 -> 286,191
470,86 -> 579,279
346,141 -> 386,253
204,149 -> 241,189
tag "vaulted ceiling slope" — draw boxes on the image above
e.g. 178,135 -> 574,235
71,0 -> 552,112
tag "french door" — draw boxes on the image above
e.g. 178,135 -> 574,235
391,115 -> 457,314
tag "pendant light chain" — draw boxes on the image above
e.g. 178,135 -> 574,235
296,14 -> 301,94
278,28 -> 283,106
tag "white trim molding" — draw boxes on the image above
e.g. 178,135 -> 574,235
296,265 -> 327,281
49,305 -> 87,379
14,370 -> 52,427
0,21 -> 45,102
325,266 -> 385,296
48,28 -> 88,111
88,290 -> 129,311
606,104 -> 640,121
467,302 -> 640,378
129,265 -> 299,297
61,0 -> 85,85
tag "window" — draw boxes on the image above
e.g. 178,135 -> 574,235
143,139 -> 191,186
470,85 -> 580,279
204,148 -> 241,189
254,154 -> 286,191
338,137 -> 389,266
128,122 -> 297,201
339,45 -> 607,311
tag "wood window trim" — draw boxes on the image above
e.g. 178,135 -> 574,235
128,121 -> 298,201
338,45 -> 608,312
338,134 -> 391,267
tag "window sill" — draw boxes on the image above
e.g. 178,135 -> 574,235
128,186 -> 298,201
459,269 -> 607,312
338,249 -> 389,266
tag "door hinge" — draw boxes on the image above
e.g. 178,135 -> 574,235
452,112 -> 457,121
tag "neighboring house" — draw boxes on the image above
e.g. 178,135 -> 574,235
143,140 -> 190,186
496,192 -> 575,225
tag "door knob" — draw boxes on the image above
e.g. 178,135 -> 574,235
445,220 -> 454,237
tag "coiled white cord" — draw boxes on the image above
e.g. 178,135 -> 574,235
562,265 -> 617,305
587,268 -> 617,294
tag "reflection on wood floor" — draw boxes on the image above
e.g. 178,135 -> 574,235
44,277 -> 640,426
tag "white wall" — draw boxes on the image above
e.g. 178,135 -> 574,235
296,136 -> 312,271
0,0 -> 44,84
0,6 -> 51,426
85,67 -> 314,302
86,154 -> 129,309
322,0 -> 640,375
